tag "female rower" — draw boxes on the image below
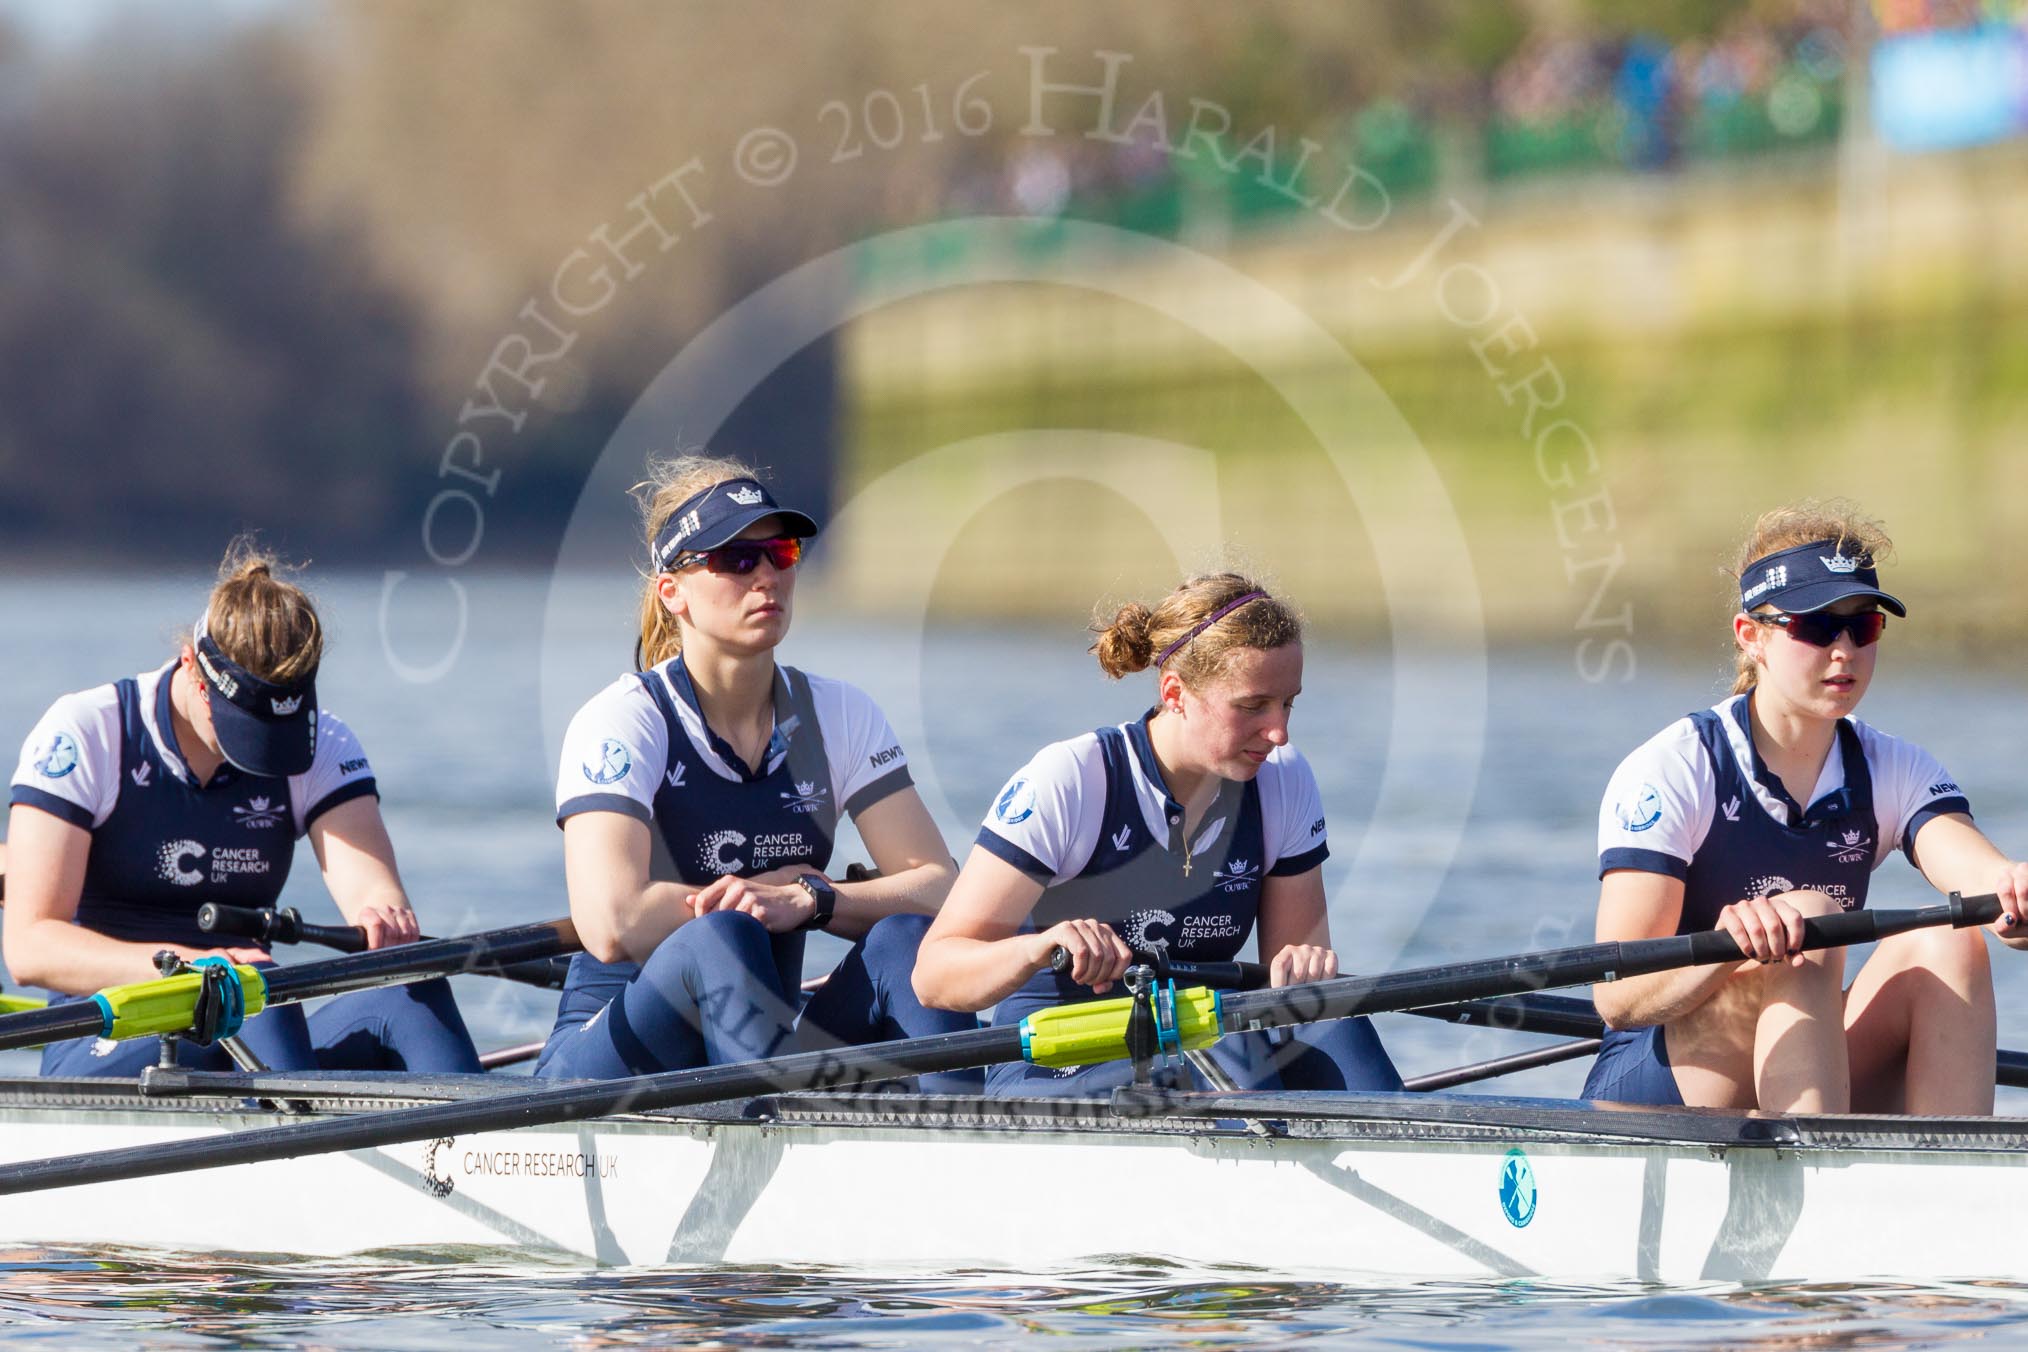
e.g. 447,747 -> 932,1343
536,454 -> 974,1084
913,573 -> 1404,1096
1588,502 -> 2028,1114
4,540 -> 481,1076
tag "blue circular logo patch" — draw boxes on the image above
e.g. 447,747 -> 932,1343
994,778 -> 1036,825
582,739 -> 634,786
1615,783 -> 1663,834
1499,1147 -> 1537,1228
34,732 -> 79,779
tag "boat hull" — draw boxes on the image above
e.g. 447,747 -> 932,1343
1,1077 -> 2021,1282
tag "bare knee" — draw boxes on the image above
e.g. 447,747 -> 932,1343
1882,922 -> 1992,987
1780,888 -> 1846,918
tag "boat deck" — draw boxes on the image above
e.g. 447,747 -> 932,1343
9,1071 -> 2028,1155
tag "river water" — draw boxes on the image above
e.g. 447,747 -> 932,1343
4,572 -> 2028,1346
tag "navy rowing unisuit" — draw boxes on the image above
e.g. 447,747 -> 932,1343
976,714 -> 1401,1095
7,664 -> 478,1076
537,656 -> 975,1084
1584,692 -> 1972,1104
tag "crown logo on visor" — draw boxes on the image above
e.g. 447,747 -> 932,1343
727,486 -> 765,506
270,693 -> 303,716
1820,550 -> 1862,574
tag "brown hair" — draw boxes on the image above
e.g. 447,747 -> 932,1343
200,535 -> 322,684
1091,573 -> 1302,686
1727,499 -> 1894,695
633,452 -> 765,669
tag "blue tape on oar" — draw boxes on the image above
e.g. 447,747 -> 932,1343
1156,979 -> 1182,1056
89,993 -> 115,1039
188,956 -> 247,1044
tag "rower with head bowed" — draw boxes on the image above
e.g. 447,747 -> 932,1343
913,573 -> 1404,1095
537,454 -> 975,1083
1588,502 -> 2028,1113
3,539 -> 481,1075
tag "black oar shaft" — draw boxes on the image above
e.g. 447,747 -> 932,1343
0,1024 -> 1025,1195
1219,895 -> 2002,1033
1402,1039 -> 1602,1093
257,922 -> 577,1005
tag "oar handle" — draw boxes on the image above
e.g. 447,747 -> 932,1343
197,903 -> 571,989
1047,945 -> 1268,991
198,904 -> 368,954
1620,890 -> 2005,976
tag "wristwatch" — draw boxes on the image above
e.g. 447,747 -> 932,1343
795,874 -> 837,931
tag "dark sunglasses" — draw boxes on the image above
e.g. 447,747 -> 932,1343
672,537 -> 803,576
1752,609 -> 1888,649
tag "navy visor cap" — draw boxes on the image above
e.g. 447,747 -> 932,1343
651,478 -> 819,571
1738,539 -> 1907,618
193,617 -> 319,778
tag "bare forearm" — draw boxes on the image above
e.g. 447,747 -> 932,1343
914,932 -> 1050,1013
1593,961 -> 1736,1030
577,880 -> 704,963
5,917 -> 226,995
826,860 -> 956,941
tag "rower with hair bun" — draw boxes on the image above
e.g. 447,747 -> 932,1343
1588,500 -> 2028,1113
3,538 -> 482,1075
914,572 -> 1403,1096
537,453 -> 976,1084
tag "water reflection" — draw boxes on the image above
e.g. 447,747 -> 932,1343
0,1250 -> 2025,1349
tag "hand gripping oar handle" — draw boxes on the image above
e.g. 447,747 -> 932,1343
0,895 -> 1999,1197
1217,892 -> 2007,1032
1048,945 -> 1269,991
197,904 -> 571,990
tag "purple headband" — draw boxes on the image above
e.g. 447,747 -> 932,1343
1154,590 -> 1268,668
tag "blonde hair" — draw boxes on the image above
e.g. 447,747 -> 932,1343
633,452 -> 765,669
200,535 -> 322,684
1728,499 -> 1894,695
1091,573 -> 1301,686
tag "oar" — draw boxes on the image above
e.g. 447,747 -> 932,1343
1409,989 -> 2028,1092
0,892 -> 1999,1197
0,918 -> 579,1055
198,903 -> 573,990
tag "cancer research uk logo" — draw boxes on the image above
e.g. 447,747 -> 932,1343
33,733 -> 79,779
1742,564 -> 1789,605
583,739 -> 633,786
1615,783 -> 1664,834
157,840 -> 206,886
995,779 -> 1036,826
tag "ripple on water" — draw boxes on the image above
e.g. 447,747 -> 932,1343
2,1250 -> 2028,1349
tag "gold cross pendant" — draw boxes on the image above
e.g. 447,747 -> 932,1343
1181,855 -> 1192,878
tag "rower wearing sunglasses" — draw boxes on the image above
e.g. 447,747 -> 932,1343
537,456 -> 976,1085
1587,501 -> 2028,1113
912,572 -> 1404,1096
3,539 -> 482,1076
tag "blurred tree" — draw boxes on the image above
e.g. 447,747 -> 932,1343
0,17 -> 426,562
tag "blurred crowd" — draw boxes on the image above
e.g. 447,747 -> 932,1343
906,0 -> 2028,240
